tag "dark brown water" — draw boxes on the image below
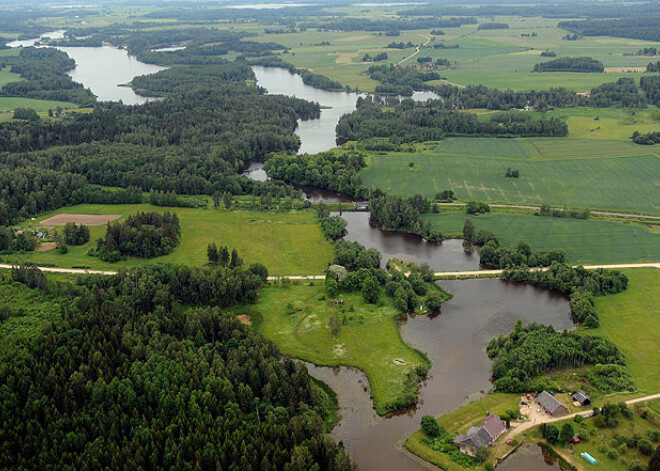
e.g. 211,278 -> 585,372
308,279 -> 571,471
335,211 -> 480,271
497,445 -> 561,470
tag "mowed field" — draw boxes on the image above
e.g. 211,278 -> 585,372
423,212 -> 660,264
361,137 -> 660,214
6,204 -> 333,276
592,268 -> 660,393
230,284 -> 431,415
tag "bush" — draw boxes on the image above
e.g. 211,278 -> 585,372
637,438 -> 654,455
420,415 -> 444,438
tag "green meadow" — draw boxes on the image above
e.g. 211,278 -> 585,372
360,137 -> 660,214
230,283 -> 437,415
593,268 -> 660,393
5,204 -> 333,276
423,211 -> 660,265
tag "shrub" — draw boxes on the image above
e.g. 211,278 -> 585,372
637,438 -> 654,455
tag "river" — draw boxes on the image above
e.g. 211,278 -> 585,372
308,279 -> 571,471
8,32 -> 166,105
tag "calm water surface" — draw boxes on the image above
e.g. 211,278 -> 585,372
497,445 -> 562,470
9,34 -> 167,105
335,211 -> 479,271
308,279 -> 572,471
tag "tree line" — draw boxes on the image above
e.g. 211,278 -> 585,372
336,98 -> 568,143
533,57 -> 604,73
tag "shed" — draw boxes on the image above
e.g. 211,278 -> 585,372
581,452 -> 598,465
536,391 -> 568,416
572,392 -> 590,406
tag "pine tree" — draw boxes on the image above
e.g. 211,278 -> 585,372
207,242 -> 219,265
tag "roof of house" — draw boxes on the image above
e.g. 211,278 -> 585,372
453,427 -> 492,449
537,391 -> 568,415
481,414 -> 506,439
572,392 -> 590,404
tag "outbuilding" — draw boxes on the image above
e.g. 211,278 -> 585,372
572,391 -> 591,406
536,391 -> 569,417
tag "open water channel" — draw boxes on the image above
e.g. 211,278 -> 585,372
5,38 -> 567,469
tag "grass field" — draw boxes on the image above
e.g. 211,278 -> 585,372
361,138 -> 660,214
5,204 -> 333,276
230,283 -> 434,415
592,268 -> 660,393
423,211 -> 660,264
0,96 -> 77,112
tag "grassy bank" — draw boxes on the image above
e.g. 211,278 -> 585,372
5,204 -> 333,276
423,211 -> 660,265
230,283 -> 449,415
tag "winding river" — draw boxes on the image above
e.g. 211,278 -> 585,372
4,40 -> 566,469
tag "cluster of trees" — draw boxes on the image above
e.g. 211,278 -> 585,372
633,47 -> 658,56
93,211 -> 180,262
641,76 -> 660,105
477,22 -> 509,30
533,57 -> 604,73
631,131 -> 660,145
539,204 -> 591,219
367,64 -> 440,95
0,265 -> 357,469
466,201 -> 491,214
333,240 -> 381,272
590,78 -> 647,108
487,320 -> 625,392
505,167 -> 520,178
562,33 -> 582,41
648,61 -> 660,72
12,108 -> 40,121
62,222 -> 90,246
361,52 -> 388,62
559,17 -> 660,42
540,50 -> 557,57
502,263 -> 628,297
0,47 -> 96,106
570,289 -> 599,328
317,203 -> 346,240
432,42 -> 460,50
264,150 -> 367,198
370,193 -> 427,233
479,239 -> 567,270
336,99 -> 568,143
387,41 -> 415,49
206,242 -> 243,269
0,227 -> 37,252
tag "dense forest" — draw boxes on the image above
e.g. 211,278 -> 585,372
0,266 -> 356,470
487,321 -> 626,392
300,17 -> 476,32
0,47 -> 96,106
336,98 -> 568,143
533,57 -> 604,73
367,65 -> 440,95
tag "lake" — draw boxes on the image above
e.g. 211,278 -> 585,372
8,33 -> 166,105
308,279 -> 572,471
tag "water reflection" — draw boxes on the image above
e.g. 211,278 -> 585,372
307,279 -> 571,471
335,211 -> 479,271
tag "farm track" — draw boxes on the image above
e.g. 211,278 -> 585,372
436,202 -> 660,221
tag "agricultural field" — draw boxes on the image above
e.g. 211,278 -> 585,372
229,283 -> 439,415
423,211 -> 660,264
360,138 -> 660,214
592,268 -> 660,394
0,97 -> 77,112
4,204 -> 333,276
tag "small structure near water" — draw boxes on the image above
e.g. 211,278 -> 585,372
453,414 -> 507,456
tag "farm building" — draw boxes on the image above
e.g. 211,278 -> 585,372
572,392 -> 591,406
453,414 -> 507,456
536,391 -> 568,416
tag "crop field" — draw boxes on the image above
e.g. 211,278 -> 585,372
593,268 -> 660,393
423,212 -> 660,264
230,283 -> 432,415
250,12 -> 660,91
5,204 -> 333,276
361,139 -> 660,214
